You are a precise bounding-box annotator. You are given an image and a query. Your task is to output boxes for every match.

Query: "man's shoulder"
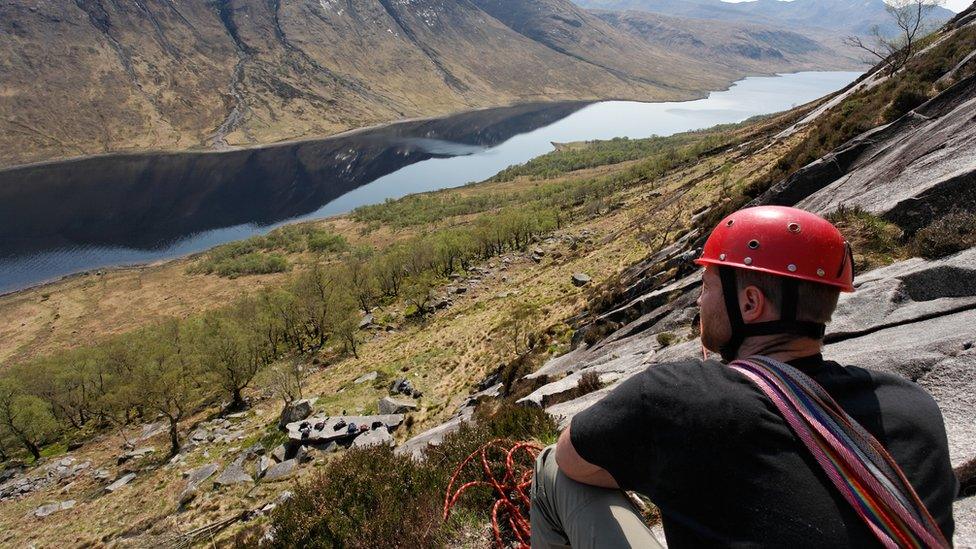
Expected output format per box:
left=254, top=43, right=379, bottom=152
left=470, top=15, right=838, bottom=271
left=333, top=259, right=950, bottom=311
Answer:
left=634, top=357, right=770, bottom=418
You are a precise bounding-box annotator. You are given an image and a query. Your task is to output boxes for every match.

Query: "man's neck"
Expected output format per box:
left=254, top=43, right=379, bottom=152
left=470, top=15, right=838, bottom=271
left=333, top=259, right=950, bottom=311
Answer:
left=734, top=335, right=823, bottom=363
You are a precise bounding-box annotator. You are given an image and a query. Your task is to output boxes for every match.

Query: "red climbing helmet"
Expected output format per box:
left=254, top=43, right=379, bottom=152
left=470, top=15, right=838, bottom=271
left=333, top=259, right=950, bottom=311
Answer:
left=695, top=206, right=855, bottom=292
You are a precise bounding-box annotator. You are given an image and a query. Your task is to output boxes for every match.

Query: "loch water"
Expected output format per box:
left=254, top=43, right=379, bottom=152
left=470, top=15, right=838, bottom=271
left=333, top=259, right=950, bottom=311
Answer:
left=0, top=71, right=861, bottom=294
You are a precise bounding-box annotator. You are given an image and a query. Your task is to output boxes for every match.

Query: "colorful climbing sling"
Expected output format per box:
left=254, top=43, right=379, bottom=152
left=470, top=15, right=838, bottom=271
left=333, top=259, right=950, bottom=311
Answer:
left=729, top=356, right=950, bottom=549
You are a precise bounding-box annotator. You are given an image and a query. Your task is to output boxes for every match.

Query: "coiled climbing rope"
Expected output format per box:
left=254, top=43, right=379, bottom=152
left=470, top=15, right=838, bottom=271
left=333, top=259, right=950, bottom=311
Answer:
left=443, top=439, right=542, bottom=548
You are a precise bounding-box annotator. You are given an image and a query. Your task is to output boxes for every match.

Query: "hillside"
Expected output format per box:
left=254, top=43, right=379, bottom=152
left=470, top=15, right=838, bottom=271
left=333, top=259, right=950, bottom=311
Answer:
left=591, top=9, right=854, bottom=74
left=0, top=4, right=974, bottom=548
left=573, top=0, right=956, bottom=36
left=0, top=0, right=860, bottom=169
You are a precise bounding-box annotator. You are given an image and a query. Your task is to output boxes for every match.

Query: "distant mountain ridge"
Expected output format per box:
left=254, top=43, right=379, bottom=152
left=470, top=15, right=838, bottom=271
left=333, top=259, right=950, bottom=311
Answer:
left=573, top=0, right=956, bottom=35
left=0, top=0, right=862, bottom=168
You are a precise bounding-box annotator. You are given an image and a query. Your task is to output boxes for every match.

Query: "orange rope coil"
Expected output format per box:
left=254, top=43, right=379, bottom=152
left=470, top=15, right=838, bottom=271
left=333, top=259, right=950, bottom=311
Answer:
left=443, top=439, right=542, bottom=548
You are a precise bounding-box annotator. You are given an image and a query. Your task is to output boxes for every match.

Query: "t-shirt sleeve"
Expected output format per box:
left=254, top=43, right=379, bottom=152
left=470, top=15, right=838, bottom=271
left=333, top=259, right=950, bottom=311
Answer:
left=569, top=369, right=649, bottom=489
left=569, top=358, right=742, bottom=493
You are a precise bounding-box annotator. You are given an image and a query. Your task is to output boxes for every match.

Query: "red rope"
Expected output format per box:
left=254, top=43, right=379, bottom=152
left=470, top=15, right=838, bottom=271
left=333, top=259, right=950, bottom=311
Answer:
left=443, top=439, right=542, bottom=548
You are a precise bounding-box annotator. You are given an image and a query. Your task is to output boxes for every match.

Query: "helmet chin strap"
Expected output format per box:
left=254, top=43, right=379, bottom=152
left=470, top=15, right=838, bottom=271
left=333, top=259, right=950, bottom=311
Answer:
left=717, top=266, right=826, bottom=362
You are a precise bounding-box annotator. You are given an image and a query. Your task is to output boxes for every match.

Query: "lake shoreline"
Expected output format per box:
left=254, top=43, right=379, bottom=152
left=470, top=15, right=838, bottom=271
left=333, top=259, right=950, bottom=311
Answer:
left=0, top=71, right=862, bottom=296
left=0, top=68, right=852, bottom=175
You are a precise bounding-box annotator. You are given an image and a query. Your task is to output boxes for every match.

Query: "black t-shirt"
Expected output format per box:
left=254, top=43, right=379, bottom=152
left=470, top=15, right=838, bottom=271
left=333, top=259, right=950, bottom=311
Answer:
left=570, top=355, right=958, bottom=547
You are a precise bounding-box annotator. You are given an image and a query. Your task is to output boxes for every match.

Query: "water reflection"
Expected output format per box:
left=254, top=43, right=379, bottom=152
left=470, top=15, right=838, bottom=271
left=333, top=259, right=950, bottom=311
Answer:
left=0, top=71, right=861, bottom=293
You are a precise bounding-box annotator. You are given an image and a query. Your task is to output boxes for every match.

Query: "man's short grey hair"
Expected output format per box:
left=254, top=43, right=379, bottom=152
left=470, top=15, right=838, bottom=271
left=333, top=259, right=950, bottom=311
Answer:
left=736, top=269, right=841, bottom=325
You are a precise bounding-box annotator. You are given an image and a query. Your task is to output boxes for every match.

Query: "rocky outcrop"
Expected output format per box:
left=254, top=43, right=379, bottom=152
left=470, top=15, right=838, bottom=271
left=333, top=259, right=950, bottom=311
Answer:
left=755, top=31, right=976, bottom=234
left=285, top=414, right=404, bottom=447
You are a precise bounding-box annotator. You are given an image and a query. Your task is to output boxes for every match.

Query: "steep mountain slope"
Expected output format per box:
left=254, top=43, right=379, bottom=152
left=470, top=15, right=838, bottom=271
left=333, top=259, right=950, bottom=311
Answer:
left=1, top=0, right=853, bottom=169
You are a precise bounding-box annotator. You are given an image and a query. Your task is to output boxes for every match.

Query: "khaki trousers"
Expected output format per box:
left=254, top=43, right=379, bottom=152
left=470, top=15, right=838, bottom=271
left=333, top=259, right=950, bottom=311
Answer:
left=530, top=445, right=664, bottom=549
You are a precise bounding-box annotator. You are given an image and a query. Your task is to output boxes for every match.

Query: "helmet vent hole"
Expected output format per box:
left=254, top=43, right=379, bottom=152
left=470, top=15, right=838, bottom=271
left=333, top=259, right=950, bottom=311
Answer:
left=747, top=239, right=760, bottom=249
left=788, top=222, right=801, bottom=233
left=726, top=219, right=735, bottom=227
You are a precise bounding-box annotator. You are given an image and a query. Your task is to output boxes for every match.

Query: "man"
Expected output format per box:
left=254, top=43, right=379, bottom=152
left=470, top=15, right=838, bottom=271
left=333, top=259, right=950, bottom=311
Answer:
left=530, top=206, right=957, bottom=548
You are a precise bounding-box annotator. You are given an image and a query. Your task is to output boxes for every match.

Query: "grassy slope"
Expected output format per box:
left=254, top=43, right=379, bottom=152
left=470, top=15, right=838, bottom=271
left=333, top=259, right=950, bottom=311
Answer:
left=0, top=109, right=810, bottom=546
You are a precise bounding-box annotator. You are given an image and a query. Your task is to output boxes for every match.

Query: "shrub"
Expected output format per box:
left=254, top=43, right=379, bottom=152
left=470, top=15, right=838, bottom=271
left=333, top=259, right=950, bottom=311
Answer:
left=883, top=82, right=930, bottom=122
left=212, top=252, right=289, bottom=278
left=911, top=212, right=976, bottom=259
left=251, top=403, right=558, bottom=548
left=262, top=446, right=445, bottom=548
left=656, top=332, right=676, bottom=347
left=827, top=205, right=906, bottom=271
left=956, top=456, right=976, bottom=497
left=307, top=231, right=348, bottom=254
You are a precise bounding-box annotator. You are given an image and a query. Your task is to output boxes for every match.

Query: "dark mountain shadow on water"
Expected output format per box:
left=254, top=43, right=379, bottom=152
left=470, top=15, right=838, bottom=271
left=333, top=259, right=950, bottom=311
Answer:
left=0, top=101, right=586, bottom=258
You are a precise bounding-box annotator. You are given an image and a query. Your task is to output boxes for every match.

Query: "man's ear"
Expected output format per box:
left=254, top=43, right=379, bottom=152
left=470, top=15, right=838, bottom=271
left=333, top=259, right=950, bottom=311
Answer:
left=740, top=285, right=766, bottom=323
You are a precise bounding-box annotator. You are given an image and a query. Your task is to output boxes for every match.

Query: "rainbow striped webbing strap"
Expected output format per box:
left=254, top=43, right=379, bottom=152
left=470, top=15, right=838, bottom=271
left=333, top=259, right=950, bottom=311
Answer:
left=729, top=356, right=950, bottom=548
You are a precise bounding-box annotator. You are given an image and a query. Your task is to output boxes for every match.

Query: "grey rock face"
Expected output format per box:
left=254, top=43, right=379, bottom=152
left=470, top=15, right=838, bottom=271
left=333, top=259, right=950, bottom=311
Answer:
left=271, top=444, right=287, bottom=463
left=826, top=248, right=976, bottom=340
left=263, top=459, right=298, bottom=481
left=104, top=473, right=136, bottom=493
left=214, top=464, right=252, bottom=487
left=278, top=399, right=315, bottom=430
left=378, top=396, right=418, bottom=415
left=955, top=495, right=976, bottom=548
left=759, top=74, right=976, bottom=232
left=351, top=428, right=395, bottom=450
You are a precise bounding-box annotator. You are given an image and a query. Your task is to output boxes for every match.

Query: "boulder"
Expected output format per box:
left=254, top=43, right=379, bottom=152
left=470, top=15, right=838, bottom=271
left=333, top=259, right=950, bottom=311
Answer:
left=271, top=444, right=287, bottom=463
left=256, top=456, right=273, bottom=478
left=359, top=314, right=375, bottom=329
left=354, top=371, right=378, bottom=384
left=571, top=273, right=591, bottom=287
left=117, top=447, right=155, bottom=465
left=351, top=428, right=394, bottom=450
left=184, top=463, right=219, bottom=486
left=278, top=399, right=315, bottom=430
left=262, top=459, right=298, bottom=482
left=104, top=473, right=136, bottom=493
left=378, top=397, right=418, bottom=415
left=214, top=464, right=252, bottom=487
left=179, top=486, right=199, bottom=506
left=34, top=500, right=74, bottom=518
left=285, top=414, right=404, bottom=445
left=398, top=407, right=475, bottom=461
left=190, top=429, right=210, bottom=443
